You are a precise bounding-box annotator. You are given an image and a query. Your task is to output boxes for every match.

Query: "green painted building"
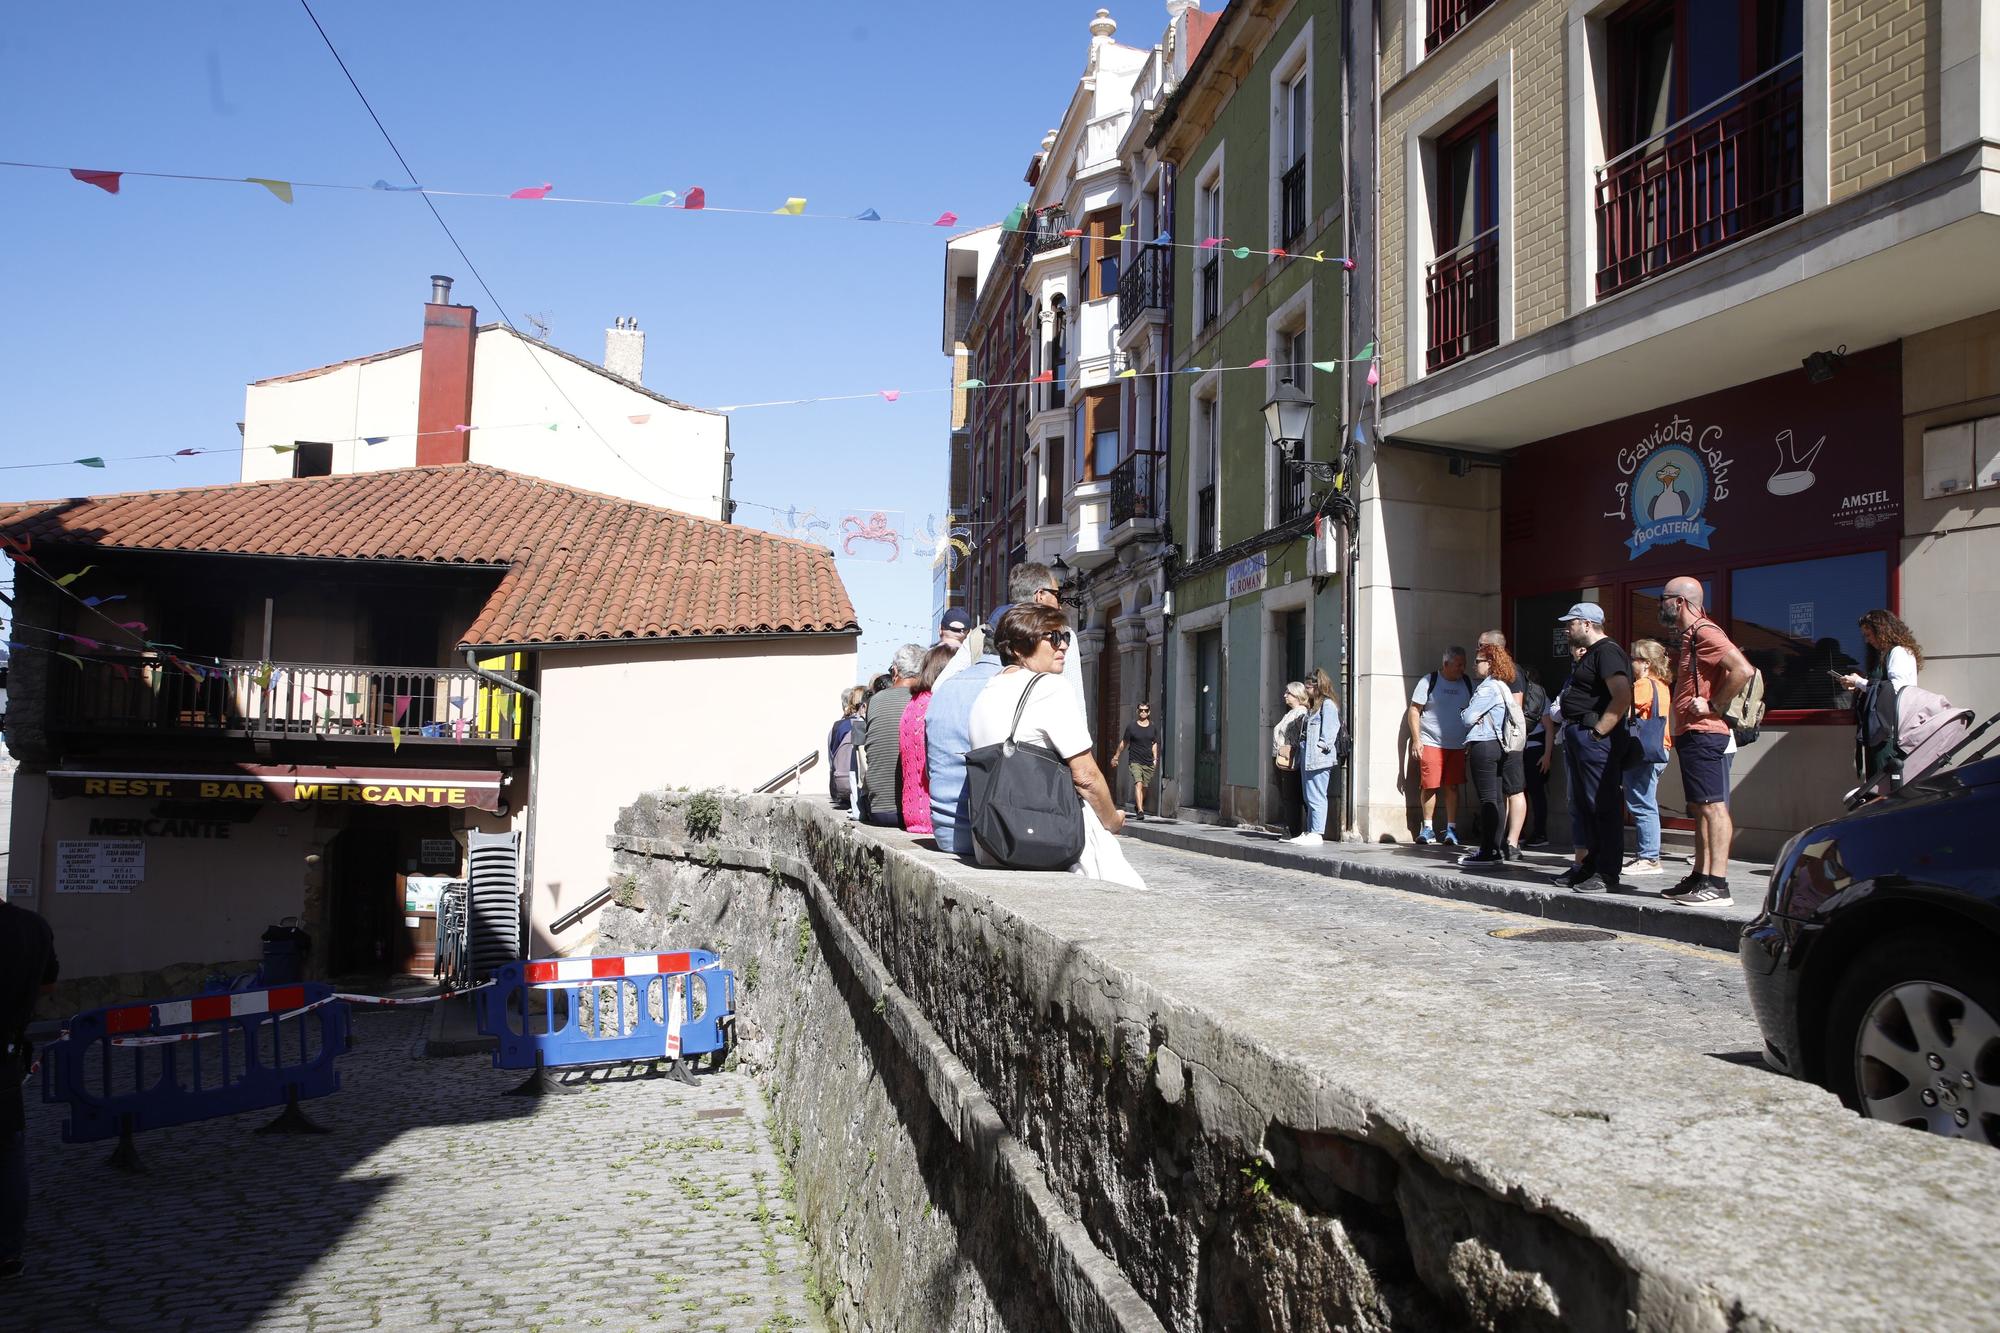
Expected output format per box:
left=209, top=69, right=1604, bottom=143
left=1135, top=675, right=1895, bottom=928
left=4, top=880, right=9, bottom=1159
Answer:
left=1152, top=0, right=1351, bottom=825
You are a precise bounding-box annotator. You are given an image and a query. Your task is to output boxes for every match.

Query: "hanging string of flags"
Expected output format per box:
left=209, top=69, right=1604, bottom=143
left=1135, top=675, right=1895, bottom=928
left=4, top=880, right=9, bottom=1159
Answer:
left=6, top=158, right=1356, bottom=264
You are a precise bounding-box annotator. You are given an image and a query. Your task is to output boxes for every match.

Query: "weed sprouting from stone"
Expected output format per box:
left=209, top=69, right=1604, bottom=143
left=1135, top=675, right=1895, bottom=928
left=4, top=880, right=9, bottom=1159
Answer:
left=685, top=789, right=723, bottom=841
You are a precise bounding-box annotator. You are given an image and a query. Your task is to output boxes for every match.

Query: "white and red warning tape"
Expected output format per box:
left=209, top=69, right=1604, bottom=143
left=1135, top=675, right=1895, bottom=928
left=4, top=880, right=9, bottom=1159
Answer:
left=523, top=952, right=698, bottom=985
left=95, top=983, right=491, bottom=1046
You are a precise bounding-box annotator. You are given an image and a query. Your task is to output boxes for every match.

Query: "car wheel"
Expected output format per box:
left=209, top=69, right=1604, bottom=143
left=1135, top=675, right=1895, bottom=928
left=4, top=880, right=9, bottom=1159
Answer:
left=1824, top=933, right=2000, bottom=1146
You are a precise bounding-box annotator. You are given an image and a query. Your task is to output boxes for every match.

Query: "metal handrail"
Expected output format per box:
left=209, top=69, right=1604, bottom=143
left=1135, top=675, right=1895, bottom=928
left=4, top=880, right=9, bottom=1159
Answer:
left=1428, top=225, right=1500, bottom=271
left=1599, top=54, right=1804, bottom=174
left=755, top=751, right=820, bottom=794
left=551, top=886, right=619, bottom=934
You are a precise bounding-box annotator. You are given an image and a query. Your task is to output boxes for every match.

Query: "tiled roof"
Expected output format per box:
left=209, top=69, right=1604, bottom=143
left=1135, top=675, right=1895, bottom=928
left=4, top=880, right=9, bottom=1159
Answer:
left=252, top=324, right=719, bottom=416
left=0, top=465, right=857, bottom=647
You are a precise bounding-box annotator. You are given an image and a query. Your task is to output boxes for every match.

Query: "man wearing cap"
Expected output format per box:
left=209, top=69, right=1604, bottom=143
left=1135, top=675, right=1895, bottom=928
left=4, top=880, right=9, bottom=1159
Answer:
left=937, top=607, right=973, bottom=652
left=1553, top=603, right=1633, bottom=894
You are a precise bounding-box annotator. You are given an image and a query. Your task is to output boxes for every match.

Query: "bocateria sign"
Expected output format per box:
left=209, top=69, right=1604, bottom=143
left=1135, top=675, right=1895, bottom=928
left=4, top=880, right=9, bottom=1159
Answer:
left=51, top=765, right=504, bottom=812
left=1503, top=344, right=1903, bottom=576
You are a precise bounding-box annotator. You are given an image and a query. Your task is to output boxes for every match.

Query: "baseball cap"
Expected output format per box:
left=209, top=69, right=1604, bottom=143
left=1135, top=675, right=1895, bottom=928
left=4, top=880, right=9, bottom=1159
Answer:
left=1557, top=602, right=1605, bottom=626
left=939, top=607, right=973, bottom=633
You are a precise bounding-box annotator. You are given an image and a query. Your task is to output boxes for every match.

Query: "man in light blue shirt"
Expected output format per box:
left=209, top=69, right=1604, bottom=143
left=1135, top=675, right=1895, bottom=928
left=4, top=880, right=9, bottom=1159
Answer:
left=925, top=639, right=1003, bottom=855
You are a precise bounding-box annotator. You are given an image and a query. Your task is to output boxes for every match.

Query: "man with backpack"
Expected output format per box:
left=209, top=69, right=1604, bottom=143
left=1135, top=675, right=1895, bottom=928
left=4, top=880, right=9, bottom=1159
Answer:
left=1660, top=577, right=1756, bottom=908
left=1401, top=648, right=1472, bottom=845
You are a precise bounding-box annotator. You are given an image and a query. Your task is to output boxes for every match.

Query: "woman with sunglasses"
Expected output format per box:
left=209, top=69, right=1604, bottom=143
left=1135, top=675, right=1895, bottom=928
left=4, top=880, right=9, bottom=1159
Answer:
left=968, top=604, right=1144, bottom=888
left=1111, top=702, right=1159, bottom=821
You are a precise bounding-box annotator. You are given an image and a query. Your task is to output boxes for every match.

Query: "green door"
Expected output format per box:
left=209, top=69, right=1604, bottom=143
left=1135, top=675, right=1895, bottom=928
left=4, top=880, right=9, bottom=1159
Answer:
left=1194, top=629, right=1222, bottom=809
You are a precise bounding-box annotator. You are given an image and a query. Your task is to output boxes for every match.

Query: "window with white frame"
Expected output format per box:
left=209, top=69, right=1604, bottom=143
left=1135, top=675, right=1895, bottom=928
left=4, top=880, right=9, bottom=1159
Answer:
left=1196, top=160, right=1224, bottom=330
left=1266, top=288, right=1312, bottom=526
left=1270, top=21, right=1313, bottom=250
left=1192, top=381, right=1220, bottom=557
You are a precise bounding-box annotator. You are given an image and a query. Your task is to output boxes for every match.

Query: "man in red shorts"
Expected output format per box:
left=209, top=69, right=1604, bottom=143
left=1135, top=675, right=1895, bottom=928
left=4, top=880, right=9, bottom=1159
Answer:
left=1400, top=646, right=1471, bottom=845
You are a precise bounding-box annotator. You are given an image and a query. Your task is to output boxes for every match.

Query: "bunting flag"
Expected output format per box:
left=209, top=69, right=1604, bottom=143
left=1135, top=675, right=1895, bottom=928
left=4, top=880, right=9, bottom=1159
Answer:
left=173, top=447, right=200, bottom=456
left=272, top=444, right=296, bottom=454
left=1155, top=231, right=1171, bottom=244
left=1271, top=248, right=1288, bottom=259
left=775, top=197, right=807, bottom=215
left=627, top=413, right=651, bottom=425
left=1311, top=360, right=1338, bottom=373
left=510, top=182, right=554, bottom=200
left=1232, top=246, right=1251, bottom=259
left=393, top=694, right=411, bottom=723
left=632, top=190, right=677, bottom=206
left=1198, top=237, right=1223, bottom=249
left=1366, top=360, right=1381, bottom=386
left=364, top=436, right=387, bottom=445
left=879, top=390, right=901, bottom=402
left=1248, top=358, right=1270, bottom=368
left=683, top=186, right=706, bottom=210
left=56, top=651, right=83, bottom=670
left=1116, top=368, right=1137, bottom=378
left=252, top=662, right=274, bottom=689
left=1002, top=203, right=1027, bottom=231
left=79, top=594, right=125, bottom=607
left=1061, top=227, right=1083, bottom=238
left=1356, top=340, right=1374, bottom=359
left=70, top=168, right=121, bottom=194
left=957, top=378, right=985, bottom=389
left=245, top=177, right=293, bottom=204
left=389, top=725, right=403, bottom=751
left=372, top=180, right=423, bottom=191
left=933, top=211, right=958, bottom=227
left=76, top=456, right=105, bottom=468
left=1032, top=371, right=1053, bottom=383
left=54, top=566, right=95, bottom=587
left=855, top=208, right=881, bottom=221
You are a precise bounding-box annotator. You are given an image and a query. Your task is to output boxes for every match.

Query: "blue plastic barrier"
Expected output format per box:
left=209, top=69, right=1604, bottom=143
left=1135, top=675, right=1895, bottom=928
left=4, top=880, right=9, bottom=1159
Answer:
left=41, top=982, right=351, bottom=1169
left=475, top=950, right=735, bottom=1092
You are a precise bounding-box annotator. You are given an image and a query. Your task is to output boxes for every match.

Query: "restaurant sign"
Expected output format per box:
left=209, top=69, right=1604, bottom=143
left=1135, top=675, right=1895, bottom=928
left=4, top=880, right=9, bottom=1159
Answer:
left=52, top=765, right=504, bottom=812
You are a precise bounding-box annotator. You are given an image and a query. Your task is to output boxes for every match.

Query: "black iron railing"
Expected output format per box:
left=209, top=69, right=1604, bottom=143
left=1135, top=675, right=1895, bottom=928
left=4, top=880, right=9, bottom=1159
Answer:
left=1195, top=484, right=1218, bottom=557
left=1199, top=256, right=1221, bottom=330
left=1425, top=228, right=1501, bottom=371
left=1109, top=450, right=1165, bottom=528
left=54, top=658, right=518, bottom=743
left=1116, top=244, right=1172, bottom=332
left=1595, top=57, right=1803, bottom=298
left=1277, top=464, right=1311, bottom=524
left=1280, top=159, right=1308, bottom=248
left=1427, top=0, right=1498, bottom=51
left=1028, top=210, right=1073, bottom=253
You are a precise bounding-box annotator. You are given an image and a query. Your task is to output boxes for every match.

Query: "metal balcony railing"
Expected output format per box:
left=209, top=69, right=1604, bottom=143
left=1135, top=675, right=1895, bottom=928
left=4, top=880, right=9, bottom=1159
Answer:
left=1116, top=244, right=1172, bottom=333
left=1280, top=159, right=1308, bottom=248
left=1027, top=210, right=1073, bottom=254
left=1109, top=450, right=1165, bottom=528
left=1277, top=464, right=1312, bottom=525
left=1199, top=256, right=1220, bottom=331
left=1595, top=56, right=1804, bottom=298
left=54, top=657, right=520, bottom=743
left=1195, top=484, right=1218, bottom=557
left=1425, top=227, right=1501, bottom=372
left=1426, top=0, right=1498, bottom=51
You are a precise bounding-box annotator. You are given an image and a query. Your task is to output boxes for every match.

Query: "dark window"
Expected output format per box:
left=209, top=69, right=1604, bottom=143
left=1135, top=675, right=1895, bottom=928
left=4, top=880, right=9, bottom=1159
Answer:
left=1046, top=439, right=1065, bottom=527
left=1729, top=550, right=1885, bottom=713
left=293, top=441, right=334, bottom=478
left=1426, top=103, right=1501, bottom=371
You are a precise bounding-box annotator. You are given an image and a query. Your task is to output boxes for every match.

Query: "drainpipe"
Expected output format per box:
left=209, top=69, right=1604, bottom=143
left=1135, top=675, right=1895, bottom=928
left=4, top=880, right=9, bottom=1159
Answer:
left=465, top=648, right=540, bottom=950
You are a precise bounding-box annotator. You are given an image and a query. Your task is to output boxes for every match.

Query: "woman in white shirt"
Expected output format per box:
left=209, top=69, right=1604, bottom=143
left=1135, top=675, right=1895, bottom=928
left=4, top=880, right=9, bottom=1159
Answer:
left=969, top=604, right=1142, bottom=888
left=1840, top=609, right=1923, bottom=781
left=1272, top=682, right=1308, bottom=837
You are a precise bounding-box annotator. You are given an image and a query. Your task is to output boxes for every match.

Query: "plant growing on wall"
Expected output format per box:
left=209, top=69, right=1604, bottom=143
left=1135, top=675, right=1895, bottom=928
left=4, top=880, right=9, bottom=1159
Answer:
left=685, top=789, right=723, bottom=842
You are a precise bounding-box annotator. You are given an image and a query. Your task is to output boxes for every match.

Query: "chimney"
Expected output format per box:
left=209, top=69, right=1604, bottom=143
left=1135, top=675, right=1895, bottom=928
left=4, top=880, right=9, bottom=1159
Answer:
left=416, top=274, right=476, bottom=465
left=604, top=315, right=645, bottom=384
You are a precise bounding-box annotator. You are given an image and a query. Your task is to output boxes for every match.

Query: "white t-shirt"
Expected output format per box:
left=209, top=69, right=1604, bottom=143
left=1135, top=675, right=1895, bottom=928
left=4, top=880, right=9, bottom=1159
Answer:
left=1411, top=671, right=1473, bottom=749
left=969, top=668, right=1093, bottom=762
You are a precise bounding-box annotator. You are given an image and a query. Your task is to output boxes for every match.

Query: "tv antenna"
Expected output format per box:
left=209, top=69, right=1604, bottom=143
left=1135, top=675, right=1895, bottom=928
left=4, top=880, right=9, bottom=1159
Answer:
left=524, top=310, right=552, bottom=341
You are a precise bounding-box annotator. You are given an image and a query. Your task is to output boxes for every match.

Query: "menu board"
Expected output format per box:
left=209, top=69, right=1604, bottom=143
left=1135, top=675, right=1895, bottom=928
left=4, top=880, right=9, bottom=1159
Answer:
left=57, top=839, right=145, bottom=893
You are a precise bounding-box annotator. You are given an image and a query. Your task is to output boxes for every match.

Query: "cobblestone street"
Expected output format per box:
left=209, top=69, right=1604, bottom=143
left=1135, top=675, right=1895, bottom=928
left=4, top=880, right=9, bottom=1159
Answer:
left=8, top=1011, right=818, bottom=1333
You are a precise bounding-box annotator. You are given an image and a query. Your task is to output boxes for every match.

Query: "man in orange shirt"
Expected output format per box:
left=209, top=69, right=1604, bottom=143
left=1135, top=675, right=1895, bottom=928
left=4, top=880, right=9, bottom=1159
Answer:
left=1660, top=576, right=1754, bottom=908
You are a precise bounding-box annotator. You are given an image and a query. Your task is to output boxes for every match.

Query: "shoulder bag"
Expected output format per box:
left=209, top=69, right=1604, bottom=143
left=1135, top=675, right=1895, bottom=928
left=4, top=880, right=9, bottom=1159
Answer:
left=964, top=673, right=1087, bottom=871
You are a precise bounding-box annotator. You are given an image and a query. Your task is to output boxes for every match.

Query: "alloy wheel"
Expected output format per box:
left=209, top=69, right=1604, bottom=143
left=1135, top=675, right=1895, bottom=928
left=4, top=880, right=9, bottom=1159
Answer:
left=1853, top=980, right=2000, bottom=1145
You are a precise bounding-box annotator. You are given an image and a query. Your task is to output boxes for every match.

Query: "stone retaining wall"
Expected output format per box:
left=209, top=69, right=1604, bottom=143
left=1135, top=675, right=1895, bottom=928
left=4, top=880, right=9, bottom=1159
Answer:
left=603, top=791, right=2000, bottom=1333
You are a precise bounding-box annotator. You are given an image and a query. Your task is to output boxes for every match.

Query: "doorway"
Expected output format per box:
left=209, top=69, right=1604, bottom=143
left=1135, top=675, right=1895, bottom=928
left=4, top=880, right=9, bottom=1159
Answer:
left=1193, top=629, right=1223, bottom=809
left=327, top=821, right=403, bottom=975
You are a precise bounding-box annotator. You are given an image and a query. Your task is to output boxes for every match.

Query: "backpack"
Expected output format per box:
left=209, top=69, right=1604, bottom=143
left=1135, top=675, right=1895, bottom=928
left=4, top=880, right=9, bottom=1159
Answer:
left=1520, top=679, right=1548, bottom=730
left=963, top=674, right=1086, bottom=871
left=829, top=722, right=856, bottom=802
left=1501, top=689, right=1527, bottom=753
left=1694, top=622, right=1767, bottom=747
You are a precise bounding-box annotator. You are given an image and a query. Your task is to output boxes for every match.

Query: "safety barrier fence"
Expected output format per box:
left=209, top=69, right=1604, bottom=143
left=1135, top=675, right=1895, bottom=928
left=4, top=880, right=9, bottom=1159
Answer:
left=34, top=950, right=733, bottom=1167
left=475, top=950, right=737, bottom=1096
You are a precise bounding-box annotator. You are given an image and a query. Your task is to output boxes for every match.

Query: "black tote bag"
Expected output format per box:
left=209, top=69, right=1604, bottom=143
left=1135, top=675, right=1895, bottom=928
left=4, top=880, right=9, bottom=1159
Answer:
left=963, top=673, right=1087, bottom=871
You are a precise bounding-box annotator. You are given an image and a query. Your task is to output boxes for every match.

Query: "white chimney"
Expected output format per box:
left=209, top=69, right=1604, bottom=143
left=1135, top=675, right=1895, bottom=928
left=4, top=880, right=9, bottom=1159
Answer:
left=604, top=315, right=644, bottom=384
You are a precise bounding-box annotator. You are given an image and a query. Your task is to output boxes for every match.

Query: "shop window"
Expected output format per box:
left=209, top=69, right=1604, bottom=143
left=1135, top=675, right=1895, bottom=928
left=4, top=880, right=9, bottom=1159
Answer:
left=1629, top=579, right=1712, bottom=643
left=1729, top=550, right=1886, bottom=713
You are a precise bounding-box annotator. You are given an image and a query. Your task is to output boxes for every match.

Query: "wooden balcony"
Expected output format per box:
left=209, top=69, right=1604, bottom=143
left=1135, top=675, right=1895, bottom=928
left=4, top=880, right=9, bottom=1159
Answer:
left=53, top=658, right=521, bottom=745
left=1595, top=57, right=1804, bottom=299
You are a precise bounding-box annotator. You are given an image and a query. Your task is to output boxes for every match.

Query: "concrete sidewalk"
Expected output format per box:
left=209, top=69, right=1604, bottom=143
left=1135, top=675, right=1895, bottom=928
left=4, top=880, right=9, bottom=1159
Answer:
left=1121, top=817, right=1769, bottom=951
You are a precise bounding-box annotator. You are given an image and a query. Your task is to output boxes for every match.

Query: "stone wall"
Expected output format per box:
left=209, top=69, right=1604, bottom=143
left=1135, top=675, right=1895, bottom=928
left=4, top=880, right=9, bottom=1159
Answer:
left=603, top=791, right=2000, bottom=1333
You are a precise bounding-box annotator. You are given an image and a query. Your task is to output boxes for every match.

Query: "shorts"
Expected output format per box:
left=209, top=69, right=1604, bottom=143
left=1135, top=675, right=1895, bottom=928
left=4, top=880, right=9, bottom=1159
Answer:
left=1500, top=749, right=1526, bottom=796
left=1679, top=730, right=1733, bottom=806
left=1419, top=745, right=1467, bottom=790
left=1130, top=763, right=1156, bottom=785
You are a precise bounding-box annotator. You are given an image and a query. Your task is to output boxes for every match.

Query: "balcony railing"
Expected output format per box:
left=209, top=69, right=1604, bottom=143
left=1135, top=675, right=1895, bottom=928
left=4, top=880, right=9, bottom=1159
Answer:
left=1027, top=210, right=1073, bottom=254
left=54, top=658, right=520, bottom=744
left=1595, top=56, right=1804, bottom=299
left=1109, top=450, right=1165, bottom=528
left=1280, top=159, right=1308, bottom=248
left=1116, top=244, right=1172, bottom=333
left=1277, top=464, right=1312, bottom=525
left=1199, top=256, right=1220, bottom=331
left=1426, top=227, right=1501, bottom=372
left=1195, top=484, right=1218, bottom=557
left=1426, top=0, right=1497, bottom=51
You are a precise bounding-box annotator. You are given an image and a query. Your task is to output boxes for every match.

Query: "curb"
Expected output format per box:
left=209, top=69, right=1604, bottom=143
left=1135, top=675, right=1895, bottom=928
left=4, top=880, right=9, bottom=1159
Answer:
left=1122, top=822, right=1753, bottom=952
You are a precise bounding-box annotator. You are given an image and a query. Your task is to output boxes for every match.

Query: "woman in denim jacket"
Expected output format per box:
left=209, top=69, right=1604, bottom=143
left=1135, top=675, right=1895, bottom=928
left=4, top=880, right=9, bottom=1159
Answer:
left=1288, top=668, right=1343, bottom=847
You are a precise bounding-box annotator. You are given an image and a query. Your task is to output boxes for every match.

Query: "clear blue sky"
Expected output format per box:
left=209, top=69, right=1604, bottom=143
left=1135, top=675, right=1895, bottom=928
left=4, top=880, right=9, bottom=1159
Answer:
left=1, top=0, right=1119, bottom=671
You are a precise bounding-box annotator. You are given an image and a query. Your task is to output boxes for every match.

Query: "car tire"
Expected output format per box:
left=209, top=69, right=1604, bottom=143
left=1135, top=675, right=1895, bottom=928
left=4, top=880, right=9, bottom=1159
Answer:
left=1822, top=931, right=2000, bottom=1146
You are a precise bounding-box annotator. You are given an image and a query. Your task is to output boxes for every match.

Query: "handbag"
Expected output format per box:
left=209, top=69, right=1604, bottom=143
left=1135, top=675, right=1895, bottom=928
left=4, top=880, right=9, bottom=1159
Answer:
left=1276, top=743, right=1295, bottom=771
left=1625, top=679, right=1671, bottom=768
left=963, top=673, right=1087, bottom=871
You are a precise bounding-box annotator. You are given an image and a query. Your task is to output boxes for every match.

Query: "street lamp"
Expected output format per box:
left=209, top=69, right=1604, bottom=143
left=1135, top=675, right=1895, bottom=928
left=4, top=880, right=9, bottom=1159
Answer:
left=1264, top=377, right=1337, bottom=481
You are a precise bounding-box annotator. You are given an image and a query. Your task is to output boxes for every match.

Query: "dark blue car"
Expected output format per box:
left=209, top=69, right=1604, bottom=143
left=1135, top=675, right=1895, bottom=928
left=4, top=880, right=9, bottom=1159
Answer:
left=1740, top=752, right=2000, bottom=1146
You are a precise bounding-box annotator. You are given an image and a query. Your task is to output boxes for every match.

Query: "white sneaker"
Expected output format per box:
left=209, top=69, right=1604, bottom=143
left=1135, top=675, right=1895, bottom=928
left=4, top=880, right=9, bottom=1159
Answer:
left=1625, top=858, right=1663, bottom=876
left=1286, top=832, right=1324, bottom=846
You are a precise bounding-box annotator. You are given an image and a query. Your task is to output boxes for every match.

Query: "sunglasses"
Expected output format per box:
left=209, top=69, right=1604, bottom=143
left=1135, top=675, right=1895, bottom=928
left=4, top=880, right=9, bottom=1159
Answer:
left=1040, top=629, right=1074, bottom=648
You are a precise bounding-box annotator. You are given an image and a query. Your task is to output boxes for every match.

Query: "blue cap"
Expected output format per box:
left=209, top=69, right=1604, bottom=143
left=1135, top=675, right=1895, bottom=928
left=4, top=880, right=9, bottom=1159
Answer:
left=939, top=607, right=973, bottom=633
left=1558, top=602, right=1605, bottom=626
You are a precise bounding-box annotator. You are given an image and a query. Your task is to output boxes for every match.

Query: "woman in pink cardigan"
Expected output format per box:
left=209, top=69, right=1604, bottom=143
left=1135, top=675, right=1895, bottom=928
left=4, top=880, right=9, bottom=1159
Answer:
left=898, top=645, right=957, bottom=835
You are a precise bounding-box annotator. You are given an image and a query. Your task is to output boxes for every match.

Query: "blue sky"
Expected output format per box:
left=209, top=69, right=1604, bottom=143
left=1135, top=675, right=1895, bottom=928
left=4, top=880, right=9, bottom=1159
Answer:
left=1, top=1, right=1121, bottom=671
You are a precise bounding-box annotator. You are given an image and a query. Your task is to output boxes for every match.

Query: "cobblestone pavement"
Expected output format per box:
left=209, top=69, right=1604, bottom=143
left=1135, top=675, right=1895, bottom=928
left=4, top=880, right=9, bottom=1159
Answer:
left=1121, top=838, right=1767, bottom=1062
left=9, top=1011, right=819, bottom=1333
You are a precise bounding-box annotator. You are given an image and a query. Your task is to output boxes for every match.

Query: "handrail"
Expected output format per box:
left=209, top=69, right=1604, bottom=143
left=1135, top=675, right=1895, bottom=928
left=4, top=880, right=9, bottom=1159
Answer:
left=756, top=751, right=820, bottom=794
left=1428, top=226, right=1499, bottom=271
left=1599, top=54, right=1803, bottom=173
left=551, top=885, right=618, bottom=934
